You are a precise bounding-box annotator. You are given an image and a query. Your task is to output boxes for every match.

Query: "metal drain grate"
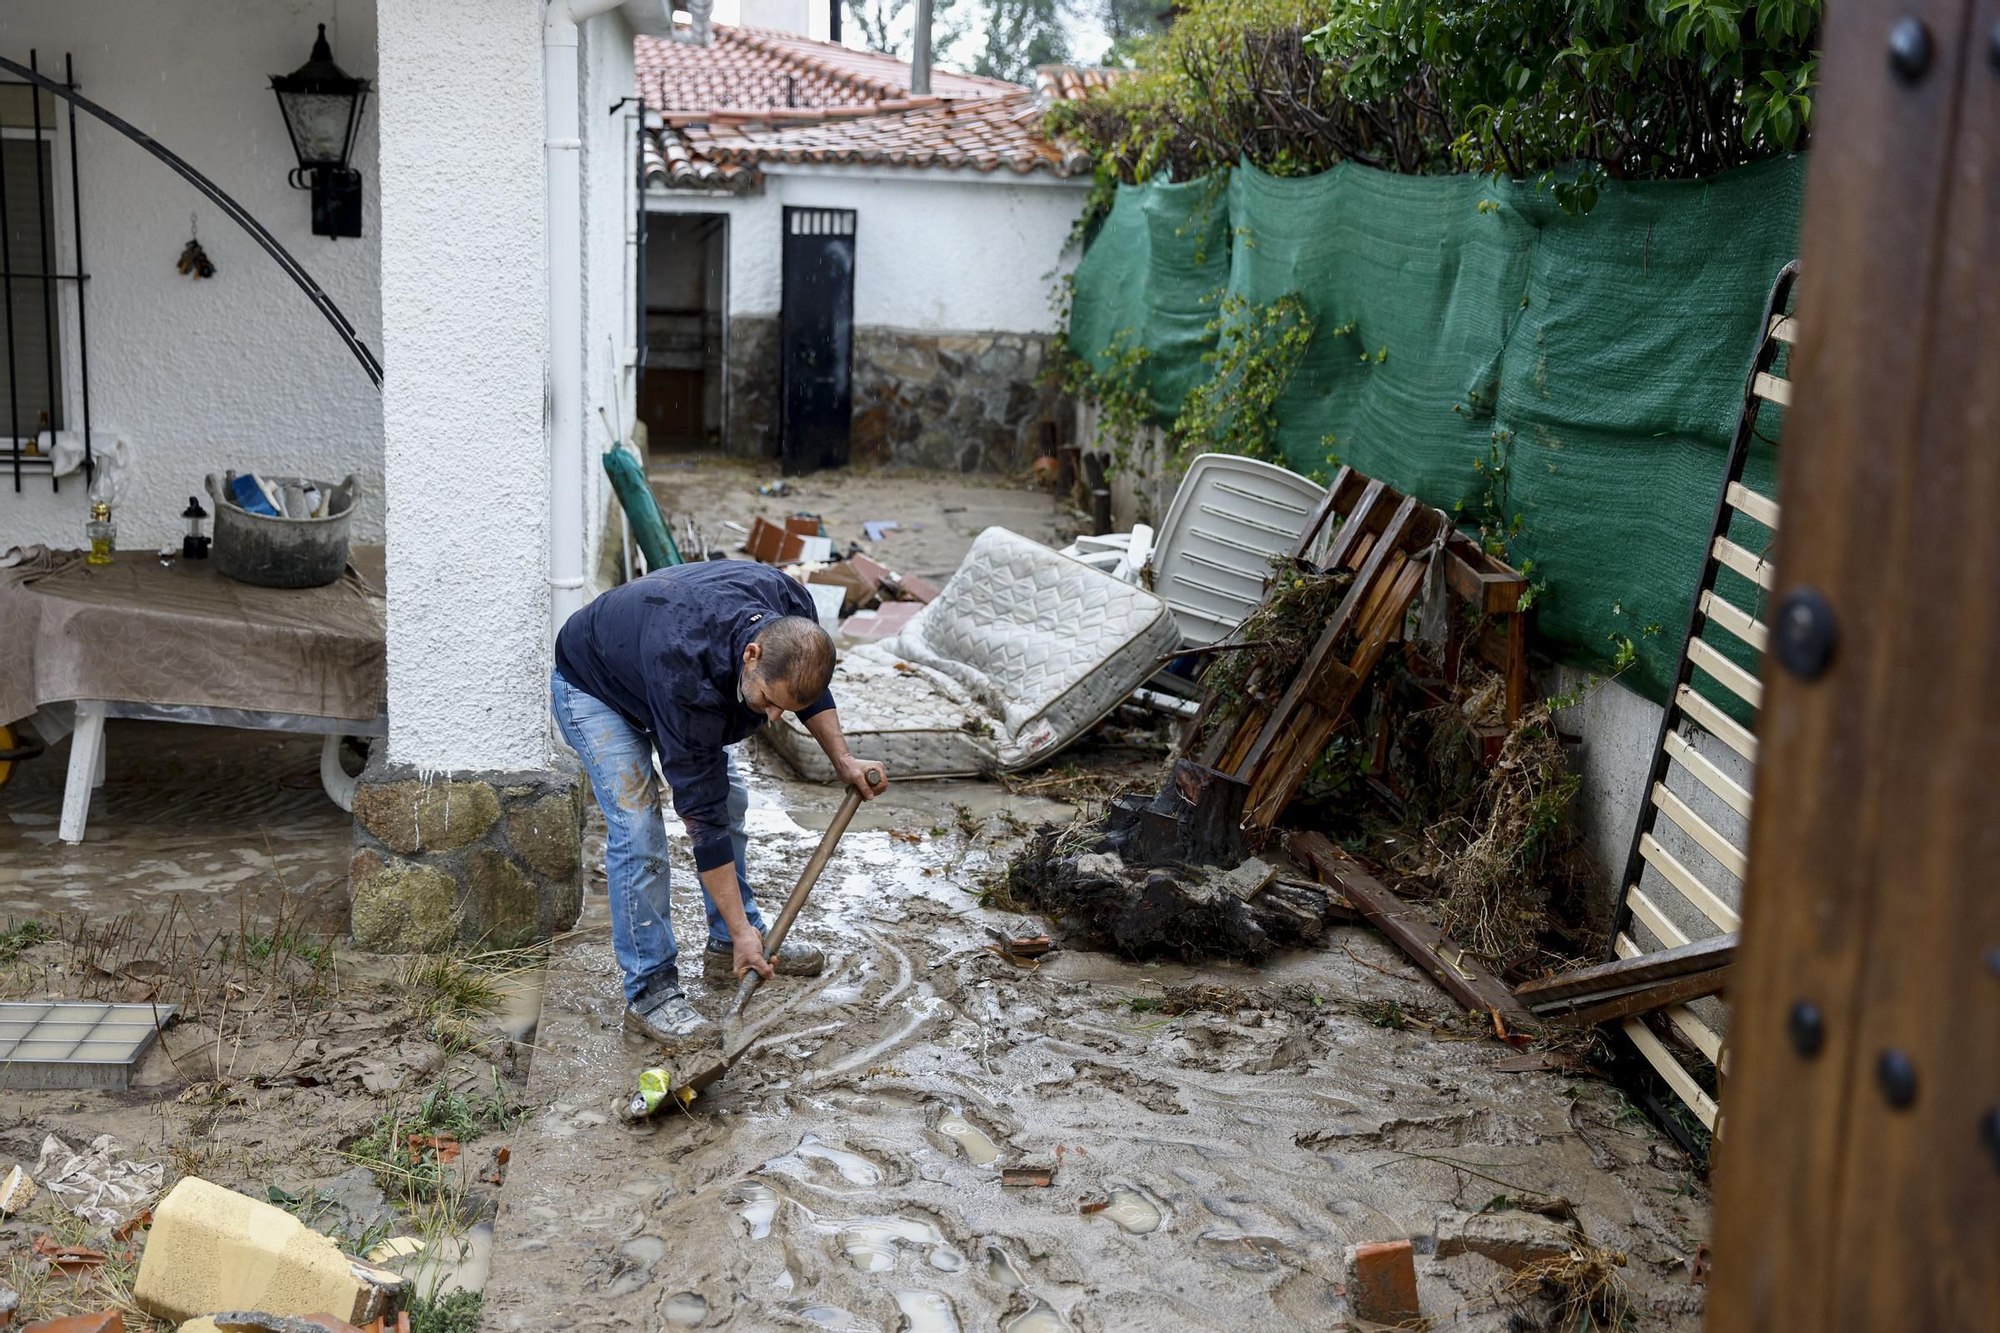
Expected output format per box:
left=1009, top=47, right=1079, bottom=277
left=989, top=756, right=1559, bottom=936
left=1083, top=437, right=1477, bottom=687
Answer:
left=0, top=1002, right=176, bottom=1091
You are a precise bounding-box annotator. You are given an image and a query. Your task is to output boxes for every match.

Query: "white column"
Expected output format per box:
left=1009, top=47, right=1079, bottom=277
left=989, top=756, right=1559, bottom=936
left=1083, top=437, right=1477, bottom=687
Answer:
left=376, top=0, right=552, bottom=773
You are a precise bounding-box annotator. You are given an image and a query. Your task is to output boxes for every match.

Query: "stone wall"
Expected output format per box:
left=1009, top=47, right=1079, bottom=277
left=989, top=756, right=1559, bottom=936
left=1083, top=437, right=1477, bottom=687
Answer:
left=349, top=753, right=585, bottom=953
left=726, top=315, right=781, bottom=460
left=725, top=319, right=1066, bottom=472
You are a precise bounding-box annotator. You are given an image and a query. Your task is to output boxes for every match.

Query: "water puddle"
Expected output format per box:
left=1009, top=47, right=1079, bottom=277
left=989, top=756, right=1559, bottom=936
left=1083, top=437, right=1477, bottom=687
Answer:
left=1090, top=1186, right=1165, bottom=1235
left=663, top=1292, right=708, bottom=1326
left=894, top=1291, right=961, bottom=1333
left=782, top=1302, right=874, bottom=1331
left=832, top=1215, right=948, bottom=1272
left=724, top=1180, right=781, bottom=1239
left=605, top=1234, right=667, bottom=1296
left=492, top=966, right=544, bottom=1040
left=985, top=1246, right=1027, bottom=1289
left=928, top=1246, right=967, bottom=1273
left=399, top=1220, right=493, bottom=1296
left=1197, top=1230, right=1294, bottom=1272
left=1003, top=1304, right=1068, bottom=1332
left=937, top=1110, right=1000, bottom=1166
left=768, top=1133, right=883, bottom=1187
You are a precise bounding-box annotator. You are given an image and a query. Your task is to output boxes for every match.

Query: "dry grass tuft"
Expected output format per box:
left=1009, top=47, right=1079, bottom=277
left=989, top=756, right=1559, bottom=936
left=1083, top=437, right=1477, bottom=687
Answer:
left=1500, top=1237, right=1634, bottom=1330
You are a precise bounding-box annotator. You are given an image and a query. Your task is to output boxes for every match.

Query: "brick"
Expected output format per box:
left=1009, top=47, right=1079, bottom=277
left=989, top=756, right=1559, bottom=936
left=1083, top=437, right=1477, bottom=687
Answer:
left=20, top=1313, right=122, bottom=1333
left=1434, top=1208, right=1581, bottom=1272
left=132, top=1178, right=402, bottom=1326
left=1349, top=1239, right=1420, bottom=1327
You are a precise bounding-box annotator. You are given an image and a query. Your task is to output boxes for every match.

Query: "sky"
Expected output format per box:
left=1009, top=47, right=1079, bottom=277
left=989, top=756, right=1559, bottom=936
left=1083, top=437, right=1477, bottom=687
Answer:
left=705, top=0, right=1114, bottom=79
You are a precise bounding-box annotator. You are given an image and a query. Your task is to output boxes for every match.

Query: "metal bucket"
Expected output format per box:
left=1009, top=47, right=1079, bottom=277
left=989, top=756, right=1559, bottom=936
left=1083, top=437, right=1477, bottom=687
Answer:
left=205, top=472, right=360, bottom=589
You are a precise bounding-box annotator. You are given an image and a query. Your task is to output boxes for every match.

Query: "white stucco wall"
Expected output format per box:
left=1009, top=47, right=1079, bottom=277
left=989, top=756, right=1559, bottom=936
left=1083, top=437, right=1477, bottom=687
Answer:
left=0, top=0, right=383, bottom=551
left=646, top=166, right=1088, bottom=333
left=377, top=0, right=550, bottom=774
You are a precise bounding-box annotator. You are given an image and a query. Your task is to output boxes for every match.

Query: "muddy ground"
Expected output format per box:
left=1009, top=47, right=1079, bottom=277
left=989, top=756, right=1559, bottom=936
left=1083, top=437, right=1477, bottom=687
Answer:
left=1, top=459, right=1712, bottom=1330
left=479, top=747, right=1710, bottom=1333
left=641, top=452, right=1073, bottom=585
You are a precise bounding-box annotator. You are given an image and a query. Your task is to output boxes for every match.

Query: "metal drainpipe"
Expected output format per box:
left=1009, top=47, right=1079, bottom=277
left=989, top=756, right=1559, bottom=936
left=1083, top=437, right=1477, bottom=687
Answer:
left=544, top=0, right=628, bottom=637
left=910, top=0, right=933, bottom=94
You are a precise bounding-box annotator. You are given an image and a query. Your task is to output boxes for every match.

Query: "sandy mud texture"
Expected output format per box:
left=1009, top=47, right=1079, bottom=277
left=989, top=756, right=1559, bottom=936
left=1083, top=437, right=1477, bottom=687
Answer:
left=482, top=749, right=1710, bottom=1332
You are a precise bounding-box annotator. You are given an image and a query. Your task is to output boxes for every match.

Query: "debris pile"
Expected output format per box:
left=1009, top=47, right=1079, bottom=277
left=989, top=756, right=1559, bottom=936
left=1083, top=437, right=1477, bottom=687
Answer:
left=1009, top=467, right=1560, bottom=979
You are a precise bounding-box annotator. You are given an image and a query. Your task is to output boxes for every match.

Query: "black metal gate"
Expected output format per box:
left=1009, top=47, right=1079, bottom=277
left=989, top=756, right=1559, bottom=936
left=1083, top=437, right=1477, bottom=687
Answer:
left=778, top=206, right=854, bottom=473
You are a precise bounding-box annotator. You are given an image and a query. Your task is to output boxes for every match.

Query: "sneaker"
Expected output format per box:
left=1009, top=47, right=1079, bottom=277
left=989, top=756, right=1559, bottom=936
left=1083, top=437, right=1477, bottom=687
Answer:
left=622, top=994, right=716, bottom=1045
left=703, top=939, right=826, bottom=979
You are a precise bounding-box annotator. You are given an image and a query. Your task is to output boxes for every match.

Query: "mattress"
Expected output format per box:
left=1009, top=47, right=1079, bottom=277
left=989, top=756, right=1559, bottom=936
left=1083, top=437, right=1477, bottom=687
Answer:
left=763, top=527, right=1182, bottom=780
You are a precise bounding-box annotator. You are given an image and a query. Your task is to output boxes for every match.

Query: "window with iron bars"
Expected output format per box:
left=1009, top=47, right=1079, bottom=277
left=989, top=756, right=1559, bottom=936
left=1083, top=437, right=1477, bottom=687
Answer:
left=1, top=67, right=88, bottom=494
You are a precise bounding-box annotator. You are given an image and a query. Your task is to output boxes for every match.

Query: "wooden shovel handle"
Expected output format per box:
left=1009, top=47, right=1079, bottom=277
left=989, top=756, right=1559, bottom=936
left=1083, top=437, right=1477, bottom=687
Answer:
left=728, top=765, right=883, bottom=1014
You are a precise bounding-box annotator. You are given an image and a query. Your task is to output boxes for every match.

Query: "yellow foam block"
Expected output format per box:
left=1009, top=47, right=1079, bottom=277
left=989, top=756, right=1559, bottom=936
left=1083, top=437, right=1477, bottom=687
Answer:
left=134, top=1177, right=403, bottom=1325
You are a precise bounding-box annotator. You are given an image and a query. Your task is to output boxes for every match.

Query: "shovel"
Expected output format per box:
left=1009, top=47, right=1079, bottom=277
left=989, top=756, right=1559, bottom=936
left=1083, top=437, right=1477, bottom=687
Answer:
left=658, top=764, right=883, bottom=1107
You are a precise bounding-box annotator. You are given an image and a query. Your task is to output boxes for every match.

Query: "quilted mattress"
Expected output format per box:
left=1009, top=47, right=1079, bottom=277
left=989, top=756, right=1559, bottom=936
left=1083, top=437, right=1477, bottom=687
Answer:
left=763, top=526, right=1181, bottom=780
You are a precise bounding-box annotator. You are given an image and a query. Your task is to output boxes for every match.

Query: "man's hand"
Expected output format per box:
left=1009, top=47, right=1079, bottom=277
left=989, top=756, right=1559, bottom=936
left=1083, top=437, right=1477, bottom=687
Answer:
left=732, top=926, right=775, bottom=980
left=834, top=755, right=889, bottom=800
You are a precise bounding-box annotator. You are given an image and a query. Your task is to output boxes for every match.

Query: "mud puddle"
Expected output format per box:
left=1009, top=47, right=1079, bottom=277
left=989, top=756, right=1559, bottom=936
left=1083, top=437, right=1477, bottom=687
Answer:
left=482, top=744, right=1712, bottom=1332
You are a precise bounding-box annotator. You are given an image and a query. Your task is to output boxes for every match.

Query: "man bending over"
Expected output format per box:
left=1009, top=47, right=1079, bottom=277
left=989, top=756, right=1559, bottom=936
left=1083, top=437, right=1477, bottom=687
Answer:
left=551, top=560, right=886, bottom=1043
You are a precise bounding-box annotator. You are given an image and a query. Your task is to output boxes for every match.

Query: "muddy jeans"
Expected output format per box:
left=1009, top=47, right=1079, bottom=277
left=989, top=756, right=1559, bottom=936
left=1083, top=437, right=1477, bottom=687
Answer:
left=549, top=669, right=767, bottom=1008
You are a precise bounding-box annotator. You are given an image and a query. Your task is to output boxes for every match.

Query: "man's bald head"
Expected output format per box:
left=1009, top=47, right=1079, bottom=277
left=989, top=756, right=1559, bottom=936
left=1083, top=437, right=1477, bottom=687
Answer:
left=749, top=615, right=835, bottom=706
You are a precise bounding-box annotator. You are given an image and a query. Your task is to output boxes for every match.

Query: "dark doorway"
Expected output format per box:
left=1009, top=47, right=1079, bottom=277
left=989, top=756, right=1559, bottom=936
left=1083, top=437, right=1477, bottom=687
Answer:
left=640, top=213, right=726, bottom=451
left=779, top=206, right=855, bottom=474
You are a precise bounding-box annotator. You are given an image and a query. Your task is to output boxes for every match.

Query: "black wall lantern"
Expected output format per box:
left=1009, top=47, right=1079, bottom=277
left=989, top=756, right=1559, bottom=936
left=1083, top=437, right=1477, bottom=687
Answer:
left=270, top=24, right=370, bottom=239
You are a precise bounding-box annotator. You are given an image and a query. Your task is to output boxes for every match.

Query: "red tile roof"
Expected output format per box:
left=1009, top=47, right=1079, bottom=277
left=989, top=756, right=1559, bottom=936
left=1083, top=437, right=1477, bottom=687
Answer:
left=686, top=92, right=1091, bottom=177
left=638, top=32, right=1110, bottom=190
left=636, top=25, right=1018, bottom=115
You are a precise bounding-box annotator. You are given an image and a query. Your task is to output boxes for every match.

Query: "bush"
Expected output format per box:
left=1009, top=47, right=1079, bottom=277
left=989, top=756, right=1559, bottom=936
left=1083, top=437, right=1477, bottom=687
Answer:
left=1049, top=0, right=1821, bottom=215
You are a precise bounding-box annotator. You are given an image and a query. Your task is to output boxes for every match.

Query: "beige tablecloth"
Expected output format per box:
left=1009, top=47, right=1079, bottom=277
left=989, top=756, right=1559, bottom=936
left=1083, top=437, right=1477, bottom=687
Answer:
left=0, top=546, right=386, bottom=727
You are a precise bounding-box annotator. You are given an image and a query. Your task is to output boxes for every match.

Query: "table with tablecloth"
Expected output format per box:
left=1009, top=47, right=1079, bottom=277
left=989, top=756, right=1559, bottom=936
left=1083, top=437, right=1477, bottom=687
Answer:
left=0, top=545, right=387, bottom=841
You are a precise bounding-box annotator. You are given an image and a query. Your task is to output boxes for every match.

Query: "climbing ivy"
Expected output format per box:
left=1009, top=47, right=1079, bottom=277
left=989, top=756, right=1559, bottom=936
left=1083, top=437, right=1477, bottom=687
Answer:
left=1170, top=293, right=1316, bottom=466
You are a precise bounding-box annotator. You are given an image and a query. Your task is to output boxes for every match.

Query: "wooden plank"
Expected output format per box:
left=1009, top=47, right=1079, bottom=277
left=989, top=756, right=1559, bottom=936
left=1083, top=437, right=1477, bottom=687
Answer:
left=1650, top=782, right=1750, bottom=882
left=1699, top=588, right=1770, bottom=654
left=1623, top=1017, right=1718, bottom=1129
left=1288, top=835, right=1535, bottom=1028
left=1768, top=313, right=1799, bottom=345
left=1639, top=831, right=1745, bottom=934
left=1614, top=929, right=1730, bottom=1065
left=1442, top=537, right=1527, bottom=613
left=1663, top=729, right=1754, bottom=819
left=1752, top=370, right=1793, bottom=406
left=1319, top=478, right=1384, bottom=571
left=1687, top=635, right=1764, bottom=709
left=1624, top=882, right=1691, bottom=949
left=1538, top=966, right=1732, bottom=1027
left=1238, top=494, right=1424, bottom=778
left=1708, top=2, right=2000, bottom=1323
left=1515, top=933, right=1737, bottom=1005
left=1726, top=480, right=1781, bottom=530
left=1662, top=1003, right=1725, bottom=1067
left=1712, top=534, right=1777, bottom=590
left=1675, top=684, right=1759, bottom=764
left=1286, top=465, right=1350, bottom=561
left=1246, top=554, right=1424, bottom=828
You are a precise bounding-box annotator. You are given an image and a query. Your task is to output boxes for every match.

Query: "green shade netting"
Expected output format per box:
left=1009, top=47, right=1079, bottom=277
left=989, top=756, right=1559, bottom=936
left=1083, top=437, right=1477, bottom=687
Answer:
left=1068, top=154, right=1806, bottom=703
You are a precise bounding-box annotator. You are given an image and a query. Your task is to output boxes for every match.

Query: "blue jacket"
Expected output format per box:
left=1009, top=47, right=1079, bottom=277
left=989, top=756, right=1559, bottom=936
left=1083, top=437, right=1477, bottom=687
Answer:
left=554, top=561, right=835, bottom=873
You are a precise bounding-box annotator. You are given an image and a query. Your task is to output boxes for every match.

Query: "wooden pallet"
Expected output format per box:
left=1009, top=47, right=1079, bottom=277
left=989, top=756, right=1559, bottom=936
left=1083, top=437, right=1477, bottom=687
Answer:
left=1184, top=467, right=1527, bottom=832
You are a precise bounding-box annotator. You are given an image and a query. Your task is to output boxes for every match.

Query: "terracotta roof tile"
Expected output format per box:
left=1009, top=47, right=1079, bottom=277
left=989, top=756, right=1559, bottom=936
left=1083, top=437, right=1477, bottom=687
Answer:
left=638, top=31, right=1104, bottom=191
left=1033, top=64, right=1125, bottom=104
left=636, top=24, right=1017, bottom=115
